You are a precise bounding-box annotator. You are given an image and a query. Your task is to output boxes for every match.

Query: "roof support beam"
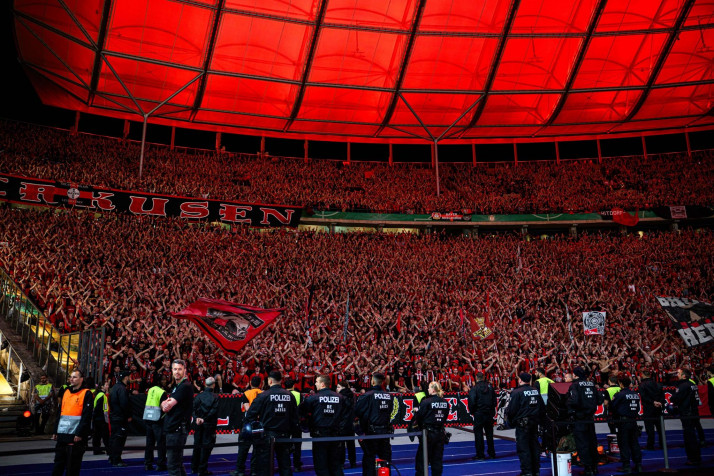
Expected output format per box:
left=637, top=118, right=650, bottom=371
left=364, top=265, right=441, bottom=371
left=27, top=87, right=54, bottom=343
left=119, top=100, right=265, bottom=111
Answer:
left=89, top=0, right=114, bottom=105
left=375, top=0, right=427, bottom=137
left=462, top=0, right=522, bottom=134
left=544, top=0, right=608, bottom=127
left=283, top=0, right=330, bottom=132
left=190, top=0, right=225, bottom=122
left=620, top=0, right=696, bottom=125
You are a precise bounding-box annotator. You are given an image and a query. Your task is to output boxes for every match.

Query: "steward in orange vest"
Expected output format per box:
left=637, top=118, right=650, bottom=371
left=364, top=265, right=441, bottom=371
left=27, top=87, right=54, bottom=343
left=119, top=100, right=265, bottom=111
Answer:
left=52, top=369, right=93, bottom=476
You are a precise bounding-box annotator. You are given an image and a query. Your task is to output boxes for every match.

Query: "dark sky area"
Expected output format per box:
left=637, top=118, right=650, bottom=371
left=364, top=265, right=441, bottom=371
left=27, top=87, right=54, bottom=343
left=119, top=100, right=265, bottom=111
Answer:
left=1, top=4, right=711, bottom=163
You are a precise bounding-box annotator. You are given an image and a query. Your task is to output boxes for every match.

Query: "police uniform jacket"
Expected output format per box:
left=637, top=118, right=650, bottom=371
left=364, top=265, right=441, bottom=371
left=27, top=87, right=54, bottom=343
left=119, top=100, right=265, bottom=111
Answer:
left=109, top=381, right=130, bottom=422
left=468, top=381, right=497, bottom=416
left=638, top=378, right=664, bottom=415
left=193, top=386, right=219, bottom=425
left=246, top=384, right=299, bottom=435
left=566, top=378, right=602, bottom=417
left=672, top=379, right=699, bottom=416
left=54, top=386, right=93, bottom=444
left=507, top=384, right=544, bottom=425
left=611, top=388, right=641, bottom=422
left=414, top=395, right=448, bottom=431
left=299, top=388, right=346, bottom=436
left=355, top=385, right=393, bottom=433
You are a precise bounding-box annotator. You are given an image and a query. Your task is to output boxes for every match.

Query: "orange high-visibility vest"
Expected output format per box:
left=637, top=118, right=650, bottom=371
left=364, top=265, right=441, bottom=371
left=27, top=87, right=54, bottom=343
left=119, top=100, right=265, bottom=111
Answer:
left=57, top=388, right=90, bottom=435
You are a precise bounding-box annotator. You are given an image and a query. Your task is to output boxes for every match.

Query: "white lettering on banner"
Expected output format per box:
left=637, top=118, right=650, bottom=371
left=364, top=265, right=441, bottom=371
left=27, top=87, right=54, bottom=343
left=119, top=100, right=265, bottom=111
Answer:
left=678, top=328, right=702, bottom=347
left=270, top=395, right=292, bottom=402
left=692, top=324, right=714, bottom=344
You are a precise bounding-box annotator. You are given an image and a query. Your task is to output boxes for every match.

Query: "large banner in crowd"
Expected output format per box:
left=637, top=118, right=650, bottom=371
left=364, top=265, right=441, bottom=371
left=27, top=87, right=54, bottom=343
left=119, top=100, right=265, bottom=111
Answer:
left=583, top=311, right=606, bottom=335
left=0, top=173, right=302, bottom=227
left=656, top=296, right=714, bottom=347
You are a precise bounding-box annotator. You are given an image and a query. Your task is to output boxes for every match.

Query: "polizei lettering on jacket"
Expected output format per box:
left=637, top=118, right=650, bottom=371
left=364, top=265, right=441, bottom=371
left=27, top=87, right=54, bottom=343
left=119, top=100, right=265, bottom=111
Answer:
left=374, top=393, right=391, bottom=399
left=270, top=394, right=292, bottom=402
left=523, top=389, right=539, bottom=397
left=319, top=396, right=341, bottom=404
left=432, top=402, right=448, bottom=409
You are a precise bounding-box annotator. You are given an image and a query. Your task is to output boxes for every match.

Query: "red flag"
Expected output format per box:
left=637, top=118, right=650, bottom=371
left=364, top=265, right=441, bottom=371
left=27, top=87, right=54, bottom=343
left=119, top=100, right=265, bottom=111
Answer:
left=467, top=310, right=495, bottom=341
left=396, top=310, right=402, bottom=333
left=611, top=208, right=639, bottom=227
left=172, top=298, right=283, bottom=353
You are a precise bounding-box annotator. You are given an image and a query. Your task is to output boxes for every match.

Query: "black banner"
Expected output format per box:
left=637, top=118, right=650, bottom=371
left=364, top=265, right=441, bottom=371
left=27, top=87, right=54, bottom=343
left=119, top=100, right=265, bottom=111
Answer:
left=656, top=296, right=714, bottom=347
left=652, top=205, right=713, bottom=220
left=0, top=173, right=302, bottom=227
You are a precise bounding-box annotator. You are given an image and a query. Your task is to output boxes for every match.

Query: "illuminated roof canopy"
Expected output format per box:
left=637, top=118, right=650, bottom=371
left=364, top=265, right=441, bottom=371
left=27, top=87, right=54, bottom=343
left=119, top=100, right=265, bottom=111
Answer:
left=12, top=0, right=714, bottom=143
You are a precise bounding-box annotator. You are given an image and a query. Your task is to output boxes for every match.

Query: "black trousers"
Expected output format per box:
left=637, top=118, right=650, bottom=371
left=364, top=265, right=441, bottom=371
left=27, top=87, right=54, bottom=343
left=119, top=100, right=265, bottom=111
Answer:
left=473, top=413, right=495, bottom=458
left=92, top=419, right=109, bottom=454
left=361, top=433, right=391, bottom=476
left=415, top=430, right=444, bottom=476
left=291, top=428, right=302, bottom=468
left=166, top=426, right=188, bottom=476
left=616, top=422, right=642, bottom=466
left=681, top=417, right=701, bottom=464
left=235, top=433, right=253, bottom=474
left=108, top=419, right=128, bottom=464
left=339, top=431, right=356, bottom=466
left=34, top=404, right=51, bottom=434
left=515, top=422, right=540, bottom=476
left=145, top=419, right=167, bottom=466
left=313, top=436, right=343, bottom=476
left=52, top=441, right=85, bottom=476
left=642, top=411, right=662, bottom=449
left=251, top=434, right=292, bottom=476
left=572, top=418, right=598, bottom=471
left=191, top=423, right=217, bottom=475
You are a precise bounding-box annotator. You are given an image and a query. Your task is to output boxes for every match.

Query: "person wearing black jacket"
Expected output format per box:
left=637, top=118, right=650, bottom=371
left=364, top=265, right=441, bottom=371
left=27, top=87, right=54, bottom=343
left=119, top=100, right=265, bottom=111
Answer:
left=108, top=371, right=131, bottom=467
left=611, top=376, right=642, bottom=474
left=51, top=369, right=93, bottom=476
left=414, top=381, right=449, bottom=476
left=506, top=373, right=545, bottom=476
left=468, top=372, right=497, bottom=460
left=638, top=370, right=664, bottom=450
left=354, top=372, right=394, bottom=476
left=336, top=381, right=356, bottom=469
left=162, top=359, right=194, bottom=476
left=245, top=370, right=299, bottom=476
left=566, top=367, right=603, bottom=476
left=191, top=377, right=220, bottom=476
left=671, top=368, right=701, bottom=466
left=300, top=375, right=347, bottom=476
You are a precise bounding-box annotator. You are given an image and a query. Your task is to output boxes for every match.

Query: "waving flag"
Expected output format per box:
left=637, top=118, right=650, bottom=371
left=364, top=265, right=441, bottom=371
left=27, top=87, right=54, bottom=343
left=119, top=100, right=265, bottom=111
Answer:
left=172, top=298, right=283, bottom=353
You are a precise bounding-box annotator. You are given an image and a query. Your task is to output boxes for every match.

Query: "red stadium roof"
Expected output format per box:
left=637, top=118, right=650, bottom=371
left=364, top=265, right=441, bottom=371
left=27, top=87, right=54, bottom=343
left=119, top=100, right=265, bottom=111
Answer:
left=11, top=0, right=714, bottom=143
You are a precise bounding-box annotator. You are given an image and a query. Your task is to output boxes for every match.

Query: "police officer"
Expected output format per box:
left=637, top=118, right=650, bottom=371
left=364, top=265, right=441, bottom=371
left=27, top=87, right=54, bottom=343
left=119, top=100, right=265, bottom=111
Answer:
left=245, top=370, right=299, bottom=476
left=162, top=359, right=194, bottom=476
left=336, top=381, right=356, bottom=469
left=671, top=368, right=701, bottom=466
left=300, top=374, right=347, bottom=476
left=285, top=378, right=303, bottom=472
left=51, top=368, right=93, bottom=476
left=566, top=366, right=603, bottom=476
left=144, top=376, right=168, bottom=471
left=638, top=370, right=664, bottom=450
left=108, top=371, right=132, bottom=467
left=611, top=376, right=642, bottom=474
left=507, top=372, right=545, bottom=476
left=192, top=376, right=219, bottom=476
left=354, top=372, right=393, bottom=476
left=92, top=381, right=110, bottom=455
left=414, top=381, right=448, bottom=476
left=468, top=372, right=497, bottom=460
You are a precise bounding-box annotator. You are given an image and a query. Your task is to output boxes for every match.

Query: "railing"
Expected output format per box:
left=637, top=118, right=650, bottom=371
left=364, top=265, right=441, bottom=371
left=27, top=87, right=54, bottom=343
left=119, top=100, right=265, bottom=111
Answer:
left=0, top=267, right=80, bottom=385
left=0, top=331, right=34, bottom=402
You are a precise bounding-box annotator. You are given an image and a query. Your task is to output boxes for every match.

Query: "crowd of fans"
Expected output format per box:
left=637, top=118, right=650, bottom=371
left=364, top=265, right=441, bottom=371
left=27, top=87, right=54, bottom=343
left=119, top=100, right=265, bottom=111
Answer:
left=1, top=205, right=712, bottom=395
left=1, top=120, right=714, bottom=215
